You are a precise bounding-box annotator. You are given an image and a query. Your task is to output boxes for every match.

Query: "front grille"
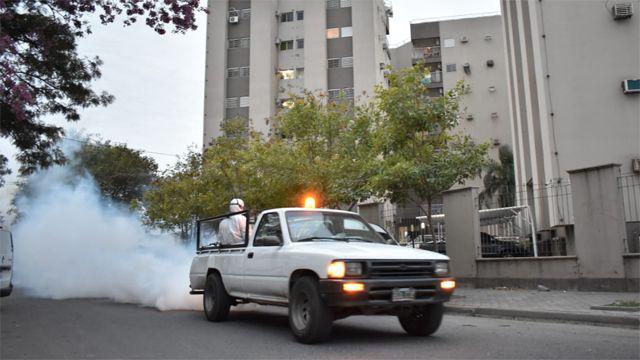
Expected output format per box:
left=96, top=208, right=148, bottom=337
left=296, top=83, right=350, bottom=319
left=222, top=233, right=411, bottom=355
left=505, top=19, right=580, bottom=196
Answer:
left=368, top=261, right=435, bottom=278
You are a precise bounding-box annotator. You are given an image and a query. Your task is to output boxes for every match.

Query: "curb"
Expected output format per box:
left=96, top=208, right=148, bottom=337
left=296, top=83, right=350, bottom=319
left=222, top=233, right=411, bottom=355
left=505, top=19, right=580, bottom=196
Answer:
left=445, top=305, right=640, bottom=328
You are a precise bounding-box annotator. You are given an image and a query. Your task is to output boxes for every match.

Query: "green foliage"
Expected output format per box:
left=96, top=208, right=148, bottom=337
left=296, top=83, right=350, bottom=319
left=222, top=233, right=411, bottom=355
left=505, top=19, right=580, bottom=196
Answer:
left=479, top=145, right=516, bottom=208
left=370, top=64, right=489, bottom=237
left=72, top=139, right=158, bottom=204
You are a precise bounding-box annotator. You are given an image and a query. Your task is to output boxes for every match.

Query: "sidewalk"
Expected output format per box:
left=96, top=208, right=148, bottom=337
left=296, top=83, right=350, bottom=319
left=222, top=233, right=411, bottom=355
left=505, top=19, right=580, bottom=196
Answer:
left=446, top=288, right=640, bottom=328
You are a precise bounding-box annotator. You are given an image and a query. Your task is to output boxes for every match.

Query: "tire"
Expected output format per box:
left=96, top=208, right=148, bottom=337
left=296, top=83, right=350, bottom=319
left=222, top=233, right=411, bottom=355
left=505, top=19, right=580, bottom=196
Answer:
left=0, top=283, right=12, bottom=297
left=203, top=273, right=231, bottom=322
left=288, top=277, right=333, bottom=344
left=398, top=303, right=444, bottom=336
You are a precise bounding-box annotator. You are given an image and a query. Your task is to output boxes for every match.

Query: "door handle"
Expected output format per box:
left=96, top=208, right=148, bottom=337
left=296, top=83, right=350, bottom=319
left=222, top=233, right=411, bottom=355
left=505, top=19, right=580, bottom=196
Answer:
left=247, top=252, right=254, bottom=259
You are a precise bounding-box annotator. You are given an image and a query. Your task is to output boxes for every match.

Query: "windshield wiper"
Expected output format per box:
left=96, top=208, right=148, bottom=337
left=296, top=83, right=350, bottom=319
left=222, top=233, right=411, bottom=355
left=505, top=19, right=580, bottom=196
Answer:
left=343, top=237, right=376, bottom=243
left=296, top=236, right=349, bottom=242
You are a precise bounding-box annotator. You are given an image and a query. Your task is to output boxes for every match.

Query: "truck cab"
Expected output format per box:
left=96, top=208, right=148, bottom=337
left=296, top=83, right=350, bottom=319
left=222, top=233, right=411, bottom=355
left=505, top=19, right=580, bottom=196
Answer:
left=189, top=207, right=455, bottom=343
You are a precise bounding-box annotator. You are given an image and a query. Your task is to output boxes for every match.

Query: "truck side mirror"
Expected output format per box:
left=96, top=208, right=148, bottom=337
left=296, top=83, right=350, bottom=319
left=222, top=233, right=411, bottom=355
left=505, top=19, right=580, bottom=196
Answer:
left=255, top=235, right=282, bottom=247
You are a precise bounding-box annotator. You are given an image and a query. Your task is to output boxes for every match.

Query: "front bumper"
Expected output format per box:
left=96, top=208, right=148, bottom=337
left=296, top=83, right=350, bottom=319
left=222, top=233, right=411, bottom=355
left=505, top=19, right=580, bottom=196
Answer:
left=318, top=277, right=455, bottom=308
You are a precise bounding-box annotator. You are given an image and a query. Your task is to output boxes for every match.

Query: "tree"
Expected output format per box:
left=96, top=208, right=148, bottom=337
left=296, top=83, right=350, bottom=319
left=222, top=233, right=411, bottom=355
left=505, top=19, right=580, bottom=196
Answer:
left=72, top=139, right=158, bottom=204
left=370, top=65, right=489, bottom=245
left=272, top=92, right=378, bottom=209
left=0, top=0, right=205, bottom=180
left=479, top=145, right=516, bottom=209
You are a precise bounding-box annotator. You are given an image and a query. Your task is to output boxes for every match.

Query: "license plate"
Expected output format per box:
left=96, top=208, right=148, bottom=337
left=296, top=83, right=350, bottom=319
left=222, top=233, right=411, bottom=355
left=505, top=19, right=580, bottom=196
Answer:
left=391, top=287, right=416, bottom=302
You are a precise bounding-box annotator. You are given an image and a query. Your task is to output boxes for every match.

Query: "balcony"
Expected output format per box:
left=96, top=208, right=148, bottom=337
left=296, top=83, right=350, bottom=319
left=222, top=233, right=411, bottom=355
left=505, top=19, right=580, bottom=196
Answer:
left=412, top=46, right=441, bottom=63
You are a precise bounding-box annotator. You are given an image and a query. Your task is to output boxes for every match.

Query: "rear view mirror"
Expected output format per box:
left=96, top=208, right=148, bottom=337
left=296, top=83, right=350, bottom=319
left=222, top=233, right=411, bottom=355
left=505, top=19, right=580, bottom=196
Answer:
left=256, top=235, right=282, bottom=247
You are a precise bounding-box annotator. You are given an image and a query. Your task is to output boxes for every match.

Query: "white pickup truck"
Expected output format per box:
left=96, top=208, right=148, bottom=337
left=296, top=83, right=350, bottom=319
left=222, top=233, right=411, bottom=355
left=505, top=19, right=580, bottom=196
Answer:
left=189, top=207, right=455, bottom=344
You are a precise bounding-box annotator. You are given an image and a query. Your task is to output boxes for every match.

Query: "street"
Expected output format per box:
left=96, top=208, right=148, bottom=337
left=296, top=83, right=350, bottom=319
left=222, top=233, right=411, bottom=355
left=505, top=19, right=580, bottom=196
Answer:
left=2, top=291, right=638, bottom=359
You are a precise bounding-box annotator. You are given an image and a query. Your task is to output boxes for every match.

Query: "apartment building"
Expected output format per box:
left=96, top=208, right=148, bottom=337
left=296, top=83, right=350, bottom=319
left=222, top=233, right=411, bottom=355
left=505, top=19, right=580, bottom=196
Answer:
left=203, top=0, right=393, bottom=144
left=390, top=14, right=512, bottom=183
left=501, top=0, right=640, bottom=229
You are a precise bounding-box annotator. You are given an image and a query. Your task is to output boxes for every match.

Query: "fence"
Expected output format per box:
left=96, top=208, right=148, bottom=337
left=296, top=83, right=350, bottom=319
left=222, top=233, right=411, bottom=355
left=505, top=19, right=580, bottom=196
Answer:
left=619, top=173, right=640, bottom=253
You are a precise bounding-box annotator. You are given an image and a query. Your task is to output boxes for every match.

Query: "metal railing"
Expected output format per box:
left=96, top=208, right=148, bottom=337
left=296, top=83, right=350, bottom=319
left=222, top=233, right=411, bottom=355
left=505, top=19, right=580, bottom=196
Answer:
left=619, top=173, right=640, bottom=253
left=412, top=46, right=441, bottom=61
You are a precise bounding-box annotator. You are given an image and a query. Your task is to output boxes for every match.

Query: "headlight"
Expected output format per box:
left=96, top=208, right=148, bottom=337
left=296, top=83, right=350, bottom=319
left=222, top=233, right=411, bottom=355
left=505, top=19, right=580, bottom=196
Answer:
left=327, top=261, right=346, bottom=278
left=435, top=261, right=449, bottom=276
left=328, top=261, right=363, bottom=278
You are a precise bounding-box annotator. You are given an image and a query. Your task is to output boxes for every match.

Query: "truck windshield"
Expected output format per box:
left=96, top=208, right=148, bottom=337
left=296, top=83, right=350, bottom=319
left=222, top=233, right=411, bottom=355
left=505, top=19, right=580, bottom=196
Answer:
left=285, top=210, right=385, bottom=243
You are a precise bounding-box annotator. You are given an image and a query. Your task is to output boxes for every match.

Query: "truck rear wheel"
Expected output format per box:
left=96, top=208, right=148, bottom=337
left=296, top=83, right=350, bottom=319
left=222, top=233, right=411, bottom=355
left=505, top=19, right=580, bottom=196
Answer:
left=289, top=277, right=333, bottom=344
left=203, top=273, right=231, bottom=322
left=398, top=303, right=444, bottom=336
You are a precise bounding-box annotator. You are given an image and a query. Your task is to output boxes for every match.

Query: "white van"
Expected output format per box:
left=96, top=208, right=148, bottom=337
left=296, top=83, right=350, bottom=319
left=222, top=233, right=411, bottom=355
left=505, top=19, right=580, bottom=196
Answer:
left=0, top=229, right=14, bottom=297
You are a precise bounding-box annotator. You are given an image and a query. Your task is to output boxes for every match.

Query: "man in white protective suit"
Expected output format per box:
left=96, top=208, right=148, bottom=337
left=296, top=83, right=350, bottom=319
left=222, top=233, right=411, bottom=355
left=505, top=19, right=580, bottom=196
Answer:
left=218, top=198, right=248, bottom=245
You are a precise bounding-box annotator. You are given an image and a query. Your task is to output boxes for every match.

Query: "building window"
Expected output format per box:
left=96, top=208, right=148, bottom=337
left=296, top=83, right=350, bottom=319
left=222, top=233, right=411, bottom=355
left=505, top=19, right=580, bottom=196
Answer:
left=296, top=38, right=304, bottom=49
left=225, top=97, right=239, bottom=108
left=326, top=28, right=340, bottom=39
left=278, top=69, right=296, bottom=80
left=228, top=39, right=240, bottom=49
left=446, top=63, right=457, bottom=72
left=328, top=88, right=354, bottom=100
left=279, top=40, right=294, bottom=51
left=296, top=10, right=304, bottom=20
left=227, top=67, right=249, bottom=78
left=343, top=87, right=354, bottom=98
left=228, top=38, right=250, bottom=49
left=326, top=0, right=340, bottom=9
left=341, top=57, right=353, bottom=67
left=328, top=58, right=341, bottom=69
left=278, top=68, right=304, bottom=80
left=341, top=27, right=353, bottom=37
left=227, top=67, right=238, bottom=78
left=239, top=96, right=250, bottom=108
left=239, top=8, right=251, bottom=19
left=327, top=0, right=350, bottom=8
left=340, top=0, right=352, bottom=7
left=280, top=11, right=294, bottom=22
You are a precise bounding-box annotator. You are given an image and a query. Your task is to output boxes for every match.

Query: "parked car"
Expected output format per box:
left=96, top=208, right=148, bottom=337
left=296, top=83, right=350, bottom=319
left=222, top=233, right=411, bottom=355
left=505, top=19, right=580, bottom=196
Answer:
left=368, top=223, right=399, bottom=245
left=480, top=232, right=531, bottom=258
left=0, top=229, right=14, bottom=297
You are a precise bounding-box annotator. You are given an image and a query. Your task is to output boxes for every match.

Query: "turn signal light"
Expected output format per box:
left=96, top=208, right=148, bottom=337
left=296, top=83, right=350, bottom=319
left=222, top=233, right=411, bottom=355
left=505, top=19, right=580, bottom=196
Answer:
left=343, top=282, right=365, bottom=293
left=327, top=261, right=346, bottom=278
left=440, top=280, right=456, bottom=290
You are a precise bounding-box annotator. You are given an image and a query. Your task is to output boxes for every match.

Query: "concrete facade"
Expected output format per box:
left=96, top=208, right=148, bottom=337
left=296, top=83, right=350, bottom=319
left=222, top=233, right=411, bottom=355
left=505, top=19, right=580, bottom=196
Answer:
left=203, top=0, right=392, bottom=144
left=390, top=14, right=513, bottom=186
left=500, top=0, right=640, bottom=229
left=442, top=187, right=481, bottom=278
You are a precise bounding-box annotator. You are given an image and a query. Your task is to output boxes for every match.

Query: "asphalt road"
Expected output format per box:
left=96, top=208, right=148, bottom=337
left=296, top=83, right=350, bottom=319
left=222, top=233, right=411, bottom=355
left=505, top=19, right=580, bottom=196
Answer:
left=1, top=291, right=639, bottom=359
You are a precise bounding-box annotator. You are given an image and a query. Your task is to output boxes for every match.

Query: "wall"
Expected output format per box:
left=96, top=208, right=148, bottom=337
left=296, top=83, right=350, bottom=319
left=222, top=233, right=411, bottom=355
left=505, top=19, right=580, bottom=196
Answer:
left=203, top=0, right=228, bottom=144
left=440, top=15, right=513, bottom=177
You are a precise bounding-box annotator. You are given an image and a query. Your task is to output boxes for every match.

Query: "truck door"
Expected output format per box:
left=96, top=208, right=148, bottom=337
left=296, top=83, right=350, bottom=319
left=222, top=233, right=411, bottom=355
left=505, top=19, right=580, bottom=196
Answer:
left=243, top=212, right=288, bottom=301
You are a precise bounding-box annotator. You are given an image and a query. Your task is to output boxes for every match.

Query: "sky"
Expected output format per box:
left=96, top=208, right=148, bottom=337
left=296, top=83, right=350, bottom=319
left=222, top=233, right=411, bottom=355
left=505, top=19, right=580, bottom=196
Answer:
left=0, top=0, right=500, bottom=216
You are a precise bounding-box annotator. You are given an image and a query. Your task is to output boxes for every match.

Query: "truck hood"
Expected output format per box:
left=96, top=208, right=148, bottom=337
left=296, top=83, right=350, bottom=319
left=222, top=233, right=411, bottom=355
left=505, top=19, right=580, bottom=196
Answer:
left=287, top=241, right=449, bottom=261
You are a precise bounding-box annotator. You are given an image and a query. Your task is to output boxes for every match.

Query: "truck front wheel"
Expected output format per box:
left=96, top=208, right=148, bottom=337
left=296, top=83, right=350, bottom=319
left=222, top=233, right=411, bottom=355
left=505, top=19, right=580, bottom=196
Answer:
left=289, top=277, right=333, bottom=344
left=203, top=273, right=231, bottom=322
left=398, top=303, right=444, bottom=336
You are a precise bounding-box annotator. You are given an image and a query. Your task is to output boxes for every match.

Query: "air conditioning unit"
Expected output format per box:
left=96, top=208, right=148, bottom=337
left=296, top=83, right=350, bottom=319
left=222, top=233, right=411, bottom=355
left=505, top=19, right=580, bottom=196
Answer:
left=486, top=59, right=495, bottom=67
left=632, top=158, right=640, bottom=173
left=493, top=138, right=501, bottom=146
left=229, top=15, right=239, bottom=23
left=612, top=3, right=633, bottom=19
left=488, top=86, right=496, bottom=92
left=460, top=36, right=469, bottom=43
left=484, top=35, right=493, bottom=41
left=622, top=79, right=640, bottom=94
left=491, top=112, right=499, bottom=119
left=382, top=69, right=391, bottom=77
left=466, top=114, right=474, bottom=121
